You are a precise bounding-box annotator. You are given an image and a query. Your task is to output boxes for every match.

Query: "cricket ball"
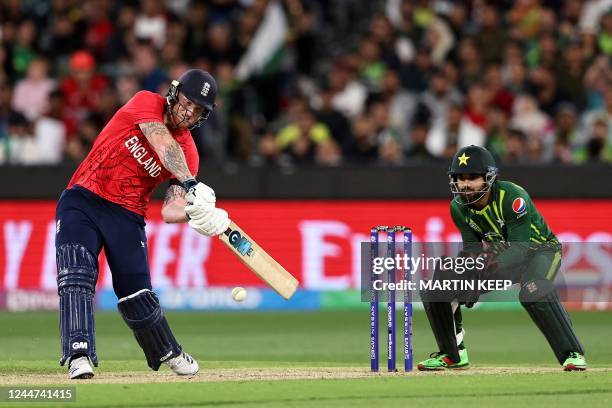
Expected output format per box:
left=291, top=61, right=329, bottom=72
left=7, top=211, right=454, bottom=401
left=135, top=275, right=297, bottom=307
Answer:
left=231, top=287, right=247, bottom=302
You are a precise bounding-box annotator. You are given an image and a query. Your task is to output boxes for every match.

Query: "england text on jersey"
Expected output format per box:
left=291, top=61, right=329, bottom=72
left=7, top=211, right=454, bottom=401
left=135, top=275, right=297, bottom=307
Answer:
left=124, top=135, right=162, bottom=178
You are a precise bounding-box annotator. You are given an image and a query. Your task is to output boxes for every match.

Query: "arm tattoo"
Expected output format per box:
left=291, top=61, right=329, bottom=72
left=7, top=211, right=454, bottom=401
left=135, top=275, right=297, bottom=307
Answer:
left=139, top=122, right=192, bottom=182
left=163, top=184, right=185, bottom=206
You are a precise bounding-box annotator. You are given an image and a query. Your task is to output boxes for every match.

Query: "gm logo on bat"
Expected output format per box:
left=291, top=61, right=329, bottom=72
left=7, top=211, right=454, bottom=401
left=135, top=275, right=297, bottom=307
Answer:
left=226, top=228, right=254, bottom=256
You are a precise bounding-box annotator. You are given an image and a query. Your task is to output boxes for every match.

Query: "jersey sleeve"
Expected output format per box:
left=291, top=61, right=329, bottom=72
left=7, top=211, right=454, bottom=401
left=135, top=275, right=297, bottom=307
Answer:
left=495, top=183, right=531, bottom=269
left=122, top=91, right=165, bottom=125
left=450, top=201, right=481, bottom=246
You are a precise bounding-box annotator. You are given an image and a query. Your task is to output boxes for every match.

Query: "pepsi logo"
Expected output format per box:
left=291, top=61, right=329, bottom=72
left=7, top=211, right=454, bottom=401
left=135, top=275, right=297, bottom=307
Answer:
left=512, top=197, right=526, bottom=214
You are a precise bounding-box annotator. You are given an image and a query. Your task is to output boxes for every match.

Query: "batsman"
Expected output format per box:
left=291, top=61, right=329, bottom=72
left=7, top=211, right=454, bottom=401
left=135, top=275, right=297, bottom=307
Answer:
left=55, top=69, right=230, bottom=379
left=417, top=145, right=586, bottom=372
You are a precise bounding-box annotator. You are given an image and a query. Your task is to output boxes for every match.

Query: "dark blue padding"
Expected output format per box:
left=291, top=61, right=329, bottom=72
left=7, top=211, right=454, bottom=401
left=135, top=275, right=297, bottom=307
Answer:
left=117, top=289, right=181, bottom=370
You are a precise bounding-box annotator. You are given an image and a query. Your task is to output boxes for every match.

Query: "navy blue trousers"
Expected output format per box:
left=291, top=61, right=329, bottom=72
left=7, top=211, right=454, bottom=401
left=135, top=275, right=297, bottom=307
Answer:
left=55, top=186, right=151, bottom=298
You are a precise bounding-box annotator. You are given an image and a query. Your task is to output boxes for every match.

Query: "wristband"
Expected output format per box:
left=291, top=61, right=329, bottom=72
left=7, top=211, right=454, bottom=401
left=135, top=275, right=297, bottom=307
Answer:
left=182, top=178, right=198, bottom=192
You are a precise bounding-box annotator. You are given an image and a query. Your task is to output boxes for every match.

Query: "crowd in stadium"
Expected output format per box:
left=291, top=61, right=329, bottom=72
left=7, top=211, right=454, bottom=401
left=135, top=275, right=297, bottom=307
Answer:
left=0, top=0, right=611, bottom=166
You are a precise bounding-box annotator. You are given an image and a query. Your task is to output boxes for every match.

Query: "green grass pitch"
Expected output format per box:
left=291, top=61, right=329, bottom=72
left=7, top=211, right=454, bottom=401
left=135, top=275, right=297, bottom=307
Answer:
left=0, top=309, right=611, bottom=407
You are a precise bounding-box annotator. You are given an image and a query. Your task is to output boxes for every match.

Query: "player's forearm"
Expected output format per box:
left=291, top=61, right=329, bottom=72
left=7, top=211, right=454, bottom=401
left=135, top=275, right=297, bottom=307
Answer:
left=162, top=201, right=189, bottom=223
left=162, top=184, right=189, bottom=223
left=139, top=122, right=193, bottom=182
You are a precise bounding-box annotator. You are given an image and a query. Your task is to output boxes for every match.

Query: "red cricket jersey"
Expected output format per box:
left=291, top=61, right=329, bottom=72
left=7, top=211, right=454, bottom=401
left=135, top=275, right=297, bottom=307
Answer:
left=68, top=91, right=199, bottom=216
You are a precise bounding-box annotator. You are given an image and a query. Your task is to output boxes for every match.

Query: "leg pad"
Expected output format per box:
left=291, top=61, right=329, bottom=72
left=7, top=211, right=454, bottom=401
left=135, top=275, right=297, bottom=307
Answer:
left=422, top=289, right=460, bottom=362
left=57, top=243, right=98, bottom=366
left=520, top=279, right=585, bottom=364
left=118, top=289, right=181, bottom=370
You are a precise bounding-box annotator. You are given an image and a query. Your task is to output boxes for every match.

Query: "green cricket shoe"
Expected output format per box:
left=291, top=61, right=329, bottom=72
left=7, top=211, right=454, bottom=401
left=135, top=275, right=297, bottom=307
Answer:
left=563, top=352, right=586, bottom=371
left=417, top=349, right=470, bottom=371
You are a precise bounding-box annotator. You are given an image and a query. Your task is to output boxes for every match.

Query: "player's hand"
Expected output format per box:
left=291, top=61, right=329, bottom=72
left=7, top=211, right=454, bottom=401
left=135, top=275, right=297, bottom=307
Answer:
left=185, top=182, right=216, bottom=214
left=187, top=207, right=231, bottom=237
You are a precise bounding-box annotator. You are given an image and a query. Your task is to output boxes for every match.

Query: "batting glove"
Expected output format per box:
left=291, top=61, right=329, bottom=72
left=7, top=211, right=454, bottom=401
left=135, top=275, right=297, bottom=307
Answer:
left=185, top=182, right=216, bottom=218
left=187, top=207, right=231, bottom=237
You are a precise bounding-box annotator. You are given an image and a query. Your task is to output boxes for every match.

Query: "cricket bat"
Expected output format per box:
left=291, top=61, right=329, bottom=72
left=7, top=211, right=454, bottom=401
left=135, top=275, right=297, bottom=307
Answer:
left=219, top=221, right=299, bottom=300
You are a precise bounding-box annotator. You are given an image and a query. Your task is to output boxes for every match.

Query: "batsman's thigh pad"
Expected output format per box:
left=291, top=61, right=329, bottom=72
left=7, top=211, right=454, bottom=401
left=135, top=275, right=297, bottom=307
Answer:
left=57, top=243, right=99, bottom=366
left=117, top=289, right=181, bottom=370
left=520, top=279, right=584, bottom=364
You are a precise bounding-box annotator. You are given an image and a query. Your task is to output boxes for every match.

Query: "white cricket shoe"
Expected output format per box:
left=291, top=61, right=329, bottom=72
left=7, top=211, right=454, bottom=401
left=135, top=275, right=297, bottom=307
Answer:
left=68, top=356, right=94, bottom=379
left=164, top=351, right=199, bottom=376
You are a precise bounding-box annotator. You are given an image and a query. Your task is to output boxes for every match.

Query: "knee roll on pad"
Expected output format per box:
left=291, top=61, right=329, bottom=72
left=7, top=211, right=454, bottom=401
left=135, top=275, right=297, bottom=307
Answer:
left=56, top=243, right=99, bottom=366
left=520, top=279, right=585, bottom=364
left=118, top=289, right=181, bottom=371
left=57, top=243, right=98, bottom=291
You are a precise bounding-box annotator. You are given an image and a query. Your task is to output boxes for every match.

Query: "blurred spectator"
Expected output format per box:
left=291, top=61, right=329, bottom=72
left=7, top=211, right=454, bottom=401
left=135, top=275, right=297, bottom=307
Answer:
left=527, top=66, right=559, bottom=115
left=457, top=38, right=483, bottom=91
left=134, top=0, right=167, bottom=48
left=33, top=90, right=66, bottom=164
left=133, top=43, right=167, bottom=92
left=314, top=85, right=352, bottom=150
left=0, top=112, right=38, bottom=164
left=505, top=128, right=529, bottom=164
left=379, top=69, right=418, bottom=137
left=369, top=100, right=401, bottom=147
left=11, top=19, right=38, bottom=80
left=65, top=114, right=103, bottom=163
left=202, top=21, right=242, bottom=65
left=105, top=5, right=138, bottom=62
left=345, top=114, right=378, bottom=162
left=550, top=102, right=580, bottom=163
left=582, top=85, right=612, bottom=152
left=82, top=0, right=114, bottom=60
left=400, top=45, right=432, bottom=92
left=485, top=64, right=515, bottom=117
left=60, top=50, right=109, bottom=137
left=574, top=117, right=612, bottom=163
left=184, top=1, right=209, bottom=62
left=276, top=108, right=332, bottom=163
left=427, top=102, right=460, bottom=159
left=597, top=9, right=612, bottom=55
left=584, top=55, right=612, bottom=110
left=555, top=37, right=589, bottom=109
left=11, top=58, right=55, bottom=121
left=406, top=121, right=435, bottom=161
left=476, top=3, right=509, bottom=64
left=484, top=106, right=510, bottom=161
left=507, top=0, right=545, bottom=40
left=358, top=36, right=387, bottom=91
left=41, top=10, right=83, bottom=59
left=420, top=68, right=463, bottom=130
left=465, top=82, right=490, bottom=131
left=316, top=139, right=342, bottom=166
left=0, top=81, right=18, bottom=152
left=378, top=134, right=405, bottom=166
left=369, top=13, right=400, bottom=70
left=329, top=59, right=367, bottom=118
left=510, top=94, right=553, bottom=140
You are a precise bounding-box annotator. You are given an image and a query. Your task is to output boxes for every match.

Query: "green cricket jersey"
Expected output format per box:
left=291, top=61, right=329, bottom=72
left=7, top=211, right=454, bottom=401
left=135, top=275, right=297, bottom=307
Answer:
left=450, top=180, right=559, bottom=270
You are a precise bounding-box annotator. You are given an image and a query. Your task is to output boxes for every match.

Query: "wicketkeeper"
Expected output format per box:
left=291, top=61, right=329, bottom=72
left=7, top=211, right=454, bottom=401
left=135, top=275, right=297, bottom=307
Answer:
left=417, top=145, right=586, bottom=371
